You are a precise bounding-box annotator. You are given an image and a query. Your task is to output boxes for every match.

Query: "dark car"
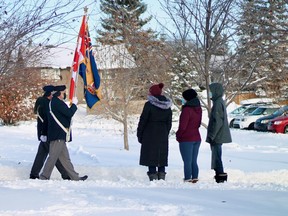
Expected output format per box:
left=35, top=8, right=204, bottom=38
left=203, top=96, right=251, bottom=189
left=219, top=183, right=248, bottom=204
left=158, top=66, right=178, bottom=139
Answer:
left=254, top=106, right=288, bottom=131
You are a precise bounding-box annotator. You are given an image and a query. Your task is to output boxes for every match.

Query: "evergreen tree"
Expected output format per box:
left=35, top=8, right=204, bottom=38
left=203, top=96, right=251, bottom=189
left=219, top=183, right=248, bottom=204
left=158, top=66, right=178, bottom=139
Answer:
left=237, top=0, right=288, bottom=96
left=211, top=28, right=229, bottom=56
left=97, top=0, right=163, bottom=67
left=96, top=0, right=164, bottom=150
left=167, top=40, right=201, bottom=109
left=97, top=0, right=152, bottom=45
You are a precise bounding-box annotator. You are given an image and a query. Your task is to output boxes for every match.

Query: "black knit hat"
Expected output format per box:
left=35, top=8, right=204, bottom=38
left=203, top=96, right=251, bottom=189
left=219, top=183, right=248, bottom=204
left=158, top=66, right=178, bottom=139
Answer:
left=182, top=89, right=198, bottom=101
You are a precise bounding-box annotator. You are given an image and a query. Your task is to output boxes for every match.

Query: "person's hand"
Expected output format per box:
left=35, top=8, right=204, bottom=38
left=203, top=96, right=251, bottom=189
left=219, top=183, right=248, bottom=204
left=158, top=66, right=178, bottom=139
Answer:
left=206, top=137, right=213, bottom=144
left=72, top=97, right=78, bottom=105
left=40, top=135, right=47, bottom=142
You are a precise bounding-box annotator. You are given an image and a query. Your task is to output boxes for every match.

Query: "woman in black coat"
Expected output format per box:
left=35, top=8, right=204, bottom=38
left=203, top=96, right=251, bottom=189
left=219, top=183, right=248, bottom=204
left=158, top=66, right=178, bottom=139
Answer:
left=137, top=83, right=172, bottom=181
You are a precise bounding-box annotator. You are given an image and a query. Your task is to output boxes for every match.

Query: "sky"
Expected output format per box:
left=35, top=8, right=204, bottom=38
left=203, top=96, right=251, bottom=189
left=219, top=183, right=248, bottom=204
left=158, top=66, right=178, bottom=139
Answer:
left=0, top=103, right=288, bottom=215
left=41, top=0, right=172, bottom=68
left=45, top=0, right=171, bottom=47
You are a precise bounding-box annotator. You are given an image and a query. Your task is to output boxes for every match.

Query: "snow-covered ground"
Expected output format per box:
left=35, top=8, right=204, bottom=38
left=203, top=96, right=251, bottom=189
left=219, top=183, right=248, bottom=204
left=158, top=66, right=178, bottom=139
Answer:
left=0, top=105, right=288, bottom=216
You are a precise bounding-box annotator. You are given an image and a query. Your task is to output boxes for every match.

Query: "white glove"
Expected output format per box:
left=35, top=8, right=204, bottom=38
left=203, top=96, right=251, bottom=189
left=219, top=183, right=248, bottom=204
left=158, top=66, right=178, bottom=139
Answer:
left=40, top=135, right=47, bottom=142
left=72, top=97, right=78, bottom=105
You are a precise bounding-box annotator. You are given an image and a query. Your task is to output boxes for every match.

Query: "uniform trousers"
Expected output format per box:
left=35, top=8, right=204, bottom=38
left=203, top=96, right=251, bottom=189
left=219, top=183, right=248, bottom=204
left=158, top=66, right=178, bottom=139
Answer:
left=40, top=139, right=80, bottom=180
left=30, top=141, right=69, bottom=179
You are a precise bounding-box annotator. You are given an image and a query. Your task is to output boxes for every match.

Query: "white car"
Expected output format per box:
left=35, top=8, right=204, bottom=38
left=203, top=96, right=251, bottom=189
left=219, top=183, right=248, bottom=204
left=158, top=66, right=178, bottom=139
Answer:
left=228, top=105, right=259, bottom=127
left=233, top=105, right=280, bottom=130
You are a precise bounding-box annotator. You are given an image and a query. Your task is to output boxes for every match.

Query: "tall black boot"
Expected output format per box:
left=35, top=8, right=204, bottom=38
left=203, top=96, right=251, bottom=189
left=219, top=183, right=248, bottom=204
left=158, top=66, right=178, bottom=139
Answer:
left=147, top=172, right=158, bottom=181
left=214, top=173, right=228, bottom=183
left=158, top=172, right=166, bottom=180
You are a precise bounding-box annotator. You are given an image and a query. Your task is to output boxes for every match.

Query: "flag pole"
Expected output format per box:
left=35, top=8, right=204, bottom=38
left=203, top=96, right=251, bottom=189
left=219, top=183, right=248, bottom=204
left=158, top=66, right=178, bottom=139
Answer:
left=69, top=7, right=88, bottom=106
left=74, top=6, right=88, bottom=100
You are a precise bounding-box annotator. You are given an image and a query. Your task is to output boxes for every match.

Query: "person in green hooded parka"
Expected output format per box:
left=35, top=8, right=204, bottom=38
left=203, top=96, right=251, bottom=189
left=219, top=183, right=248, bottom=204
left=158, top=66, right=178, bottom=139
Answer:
left=206, top=83, right=232, bottom=183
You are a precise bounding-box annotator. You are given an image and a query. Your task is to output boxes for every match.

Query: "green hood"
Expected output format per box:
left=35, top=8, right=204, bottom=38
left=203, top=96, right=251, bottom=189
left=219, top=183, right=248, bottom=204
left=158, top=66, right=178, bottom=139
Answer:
left=209, top=83, right=224, bottom=101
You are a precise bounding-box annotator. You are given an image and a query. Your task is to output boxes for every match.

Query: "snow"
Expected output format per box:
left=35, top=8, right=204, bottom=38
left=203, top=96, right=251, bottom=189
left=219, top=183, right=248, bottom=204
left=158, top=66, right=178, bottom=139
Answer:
left=41, top=44, right=135, bottom=70
left=240, top=98, right=275, bottom=105
left=0, top=105, right=288, bottom=216
left=41, top=46, right=74, bottom=68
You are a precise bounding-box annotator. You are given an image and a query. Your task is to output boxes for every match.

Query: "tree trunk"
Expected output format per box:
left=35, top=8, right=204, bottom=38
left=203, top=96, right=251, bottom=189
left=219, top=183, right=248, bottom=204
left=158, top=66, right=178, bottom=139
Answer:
left=205, top=0, right=212, bottom=115
left=123, top=108, right=129, bottom=151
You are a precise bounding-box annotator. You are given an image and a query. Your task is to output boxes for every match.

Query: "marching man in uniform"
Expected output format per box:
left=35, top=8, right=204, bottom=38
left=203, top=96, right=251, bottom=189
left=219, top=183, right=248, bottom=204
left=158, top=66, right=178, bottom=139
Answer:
left=40, top=85, right=88, bottom=181
left=30, top=85, right=69, bottom=180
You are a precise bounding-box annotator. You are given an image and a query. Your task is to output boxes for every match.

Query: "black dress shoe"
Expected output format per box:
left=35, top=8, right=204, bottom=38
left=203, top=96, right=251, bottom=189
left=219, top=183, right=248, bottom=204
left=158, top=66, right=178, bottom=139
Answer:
left=30, top=175, right=39, bottom=179
left=79, top=175, right=88, bottom=181
left=62, top=176, right=71, bottom=180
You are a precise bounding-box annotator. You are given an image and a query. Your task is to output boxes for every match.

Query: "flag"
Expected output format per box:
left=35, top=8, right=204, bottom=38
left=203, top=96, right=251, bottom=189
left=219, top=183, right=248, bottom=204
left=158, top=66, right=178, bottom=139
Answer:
left=69, top=15, right=86, bottom=103
left=69, top=14, right=101, bottom=109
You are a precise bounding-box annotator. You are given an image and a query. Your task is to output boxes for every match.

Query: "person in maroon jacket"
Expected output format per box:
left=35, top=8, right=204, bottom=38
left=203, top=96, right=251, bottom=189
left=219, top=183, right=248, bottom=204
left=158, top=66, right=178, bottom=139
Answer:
left=176, top=89, right=202, bottom=183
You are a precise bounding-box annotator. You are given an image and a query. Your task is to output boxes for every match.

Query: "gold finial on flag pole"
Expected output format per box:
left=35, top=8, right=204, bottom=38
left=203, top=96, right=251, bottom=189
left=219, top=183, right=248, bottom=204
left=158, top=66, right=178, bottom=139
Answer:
left=84, top=6, right=88, bottom=15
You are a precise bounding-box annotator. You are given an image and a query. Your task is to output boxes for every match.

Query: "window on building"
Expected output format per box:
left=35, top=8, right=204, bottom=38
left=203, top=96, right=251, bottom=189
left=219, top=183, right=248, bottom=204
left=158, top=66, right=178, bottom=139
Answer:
left=40, top=68, right=60, bottom=80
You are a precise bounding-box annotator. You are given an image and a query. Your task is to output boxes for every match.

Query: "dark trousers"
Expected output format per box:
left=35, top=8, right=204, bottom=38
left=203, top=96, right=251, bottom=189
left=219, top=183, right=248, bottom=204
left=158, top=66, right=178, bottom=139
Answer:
left=210, top=143, right=224, bottom=174
left=30, top=141, right=70, bottom=179
left=148, top=166, right=165, bottom=174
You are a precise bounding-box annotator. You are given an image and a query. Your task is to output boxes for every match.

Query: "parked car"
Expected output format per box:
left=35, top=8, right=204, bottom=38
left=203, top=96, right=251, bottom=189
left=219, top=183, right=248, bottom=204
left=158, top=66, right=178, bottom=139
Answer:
left=228, top=105, right=259, bottom=127
left=254, top=106, right=288, bottom=131
left=267, top=115, right=288, bottom=134
left=228, top=98, right=275, bottom=128
left=233, top=104, right=280, bottom=130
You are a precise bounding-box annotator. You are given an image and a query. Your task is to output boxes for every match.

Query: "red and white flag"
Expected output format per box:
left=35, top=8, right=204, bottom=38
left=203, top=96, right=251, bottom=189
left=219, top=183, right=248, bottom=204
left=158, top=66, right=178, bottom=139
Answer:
left=68, top=15, right=87, bottom=102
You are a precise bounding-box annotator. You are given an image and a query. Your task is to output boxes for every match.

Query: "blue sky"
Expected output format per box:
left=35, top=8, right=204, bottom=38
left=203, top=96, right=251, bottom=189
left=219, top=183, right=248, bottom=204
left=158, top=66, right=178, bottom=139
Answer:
left=90, top=0, right=170, bottom=33
left=39, top=0, right=172, bottom=67
left=46, top=0, right=171, bottom=46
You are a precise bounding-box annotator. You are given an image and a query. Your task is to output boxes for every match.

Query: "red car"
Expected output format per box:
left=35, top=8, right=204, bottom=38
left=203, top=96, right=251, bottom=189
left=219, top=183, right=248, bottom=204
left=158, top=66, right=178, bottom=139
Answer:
left=267, top=116, right=288, bottom=134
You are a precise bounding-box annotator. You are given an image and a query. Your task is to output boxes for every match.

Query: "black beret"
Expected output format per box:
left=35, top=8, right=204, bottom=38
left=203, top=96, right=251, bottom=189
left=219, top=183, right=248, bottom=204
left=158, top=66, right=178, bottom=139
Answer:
left=182, top=89, right=198, bottom=101
left=43, top=85, right=55, bottom=93
left=54, top=85, right=66, bottom=91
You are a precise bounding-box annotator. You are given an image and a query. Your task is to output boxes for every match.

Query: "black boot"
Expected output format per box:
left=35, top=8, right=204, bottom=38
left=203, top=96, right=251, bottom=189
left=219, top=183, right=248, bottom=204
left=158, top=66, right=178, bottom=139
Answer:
left=147, top=172, right=158, bottom=181
left=158, top=172, right=166, bottom=180
left=214, top=173, right=228, bottom=183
